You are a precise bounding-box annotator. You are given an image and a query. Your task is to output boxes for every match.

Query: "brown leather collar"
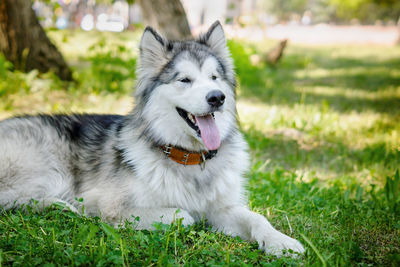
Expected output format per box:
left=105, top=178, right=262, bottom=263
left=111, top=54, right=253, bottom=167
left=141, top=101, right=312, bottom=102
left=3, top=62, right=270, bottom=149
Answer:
left=160, top=145, right=217, bottom=166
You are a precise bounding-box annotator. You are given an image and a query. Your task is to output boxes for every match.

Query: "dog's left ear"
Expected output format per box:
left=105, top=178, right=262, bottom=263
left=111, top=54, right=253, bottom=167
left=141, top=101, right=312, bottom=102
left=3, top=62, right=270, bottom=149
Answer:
left=200, top=21, right=228, bottom=56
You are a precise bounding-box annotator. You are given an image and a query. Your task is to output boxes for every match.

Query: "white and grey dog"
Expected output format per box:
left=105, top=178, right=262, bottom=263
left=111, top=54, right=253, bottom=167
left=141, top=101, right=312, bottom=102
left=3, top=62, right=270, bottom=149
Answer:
left=0, top=22, right=304, bottom=257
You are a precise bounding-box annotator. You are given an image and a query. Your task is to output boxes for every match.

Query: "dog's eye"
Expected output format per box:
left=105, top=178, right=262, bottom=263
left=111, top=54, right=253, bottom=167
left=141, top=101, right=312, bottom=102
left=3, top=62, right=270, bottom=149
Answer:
left=211, top=75, right=217, bottom=80
left=179, top=78, right=192, bottom=83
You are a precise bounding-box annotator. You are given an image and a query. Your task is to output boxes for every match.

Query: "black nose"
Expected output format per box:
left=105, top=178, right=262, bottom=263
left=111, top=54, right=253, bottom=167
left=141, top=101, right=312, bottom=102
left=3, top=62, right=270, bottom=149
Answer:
left=206, top=90, right=225, bottom=108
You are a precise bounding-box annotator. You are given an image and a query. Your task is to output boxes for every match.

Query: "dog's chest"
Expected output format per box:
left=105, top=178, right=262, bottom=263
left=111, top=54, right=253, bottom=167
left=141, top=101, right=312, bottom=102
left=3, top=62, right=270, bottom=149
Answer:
left=130, top=161, right=224, bottom=212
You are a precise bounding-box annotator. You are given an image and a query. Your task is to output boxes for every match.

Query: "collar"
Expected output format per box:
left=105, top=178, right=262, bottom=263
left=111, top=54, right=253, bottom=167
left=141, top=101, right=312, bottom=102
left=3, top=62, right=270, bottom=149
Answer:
left=160, top=145, right=217, bottom=167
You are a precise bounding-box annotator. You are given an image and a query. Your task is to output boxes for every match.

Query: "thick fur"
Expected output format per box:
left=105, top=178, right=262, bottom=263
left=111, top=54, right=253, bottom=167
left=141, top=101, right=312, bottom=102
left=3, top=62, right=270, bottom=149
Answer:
left=0, top=22, right=304, bottom=257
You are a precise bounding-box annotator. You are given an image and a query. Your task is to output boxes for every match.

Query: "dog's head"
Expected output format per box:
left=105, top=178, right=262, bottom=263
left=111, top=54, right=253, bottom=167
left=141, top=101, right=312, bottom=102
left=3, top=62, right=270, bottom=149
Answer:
left=135, top=21, right=237, bottom=151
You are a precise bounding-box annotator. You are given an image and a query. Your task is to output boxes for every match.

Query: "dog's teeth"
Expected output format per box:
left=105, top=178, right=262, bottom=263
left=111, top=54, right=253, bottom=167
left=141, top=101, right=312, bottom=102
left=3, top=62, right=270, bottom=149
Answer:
left=188, top=113, right=195, bottom=123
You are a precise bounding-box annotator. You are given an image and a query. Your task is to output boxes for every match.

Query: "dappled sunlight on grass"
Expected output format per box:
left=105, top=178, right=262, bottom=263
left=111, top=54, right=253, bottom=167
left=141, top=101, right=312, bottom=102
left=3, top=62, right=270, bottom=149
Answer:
left=232, top=39, right=400, bottom=190
left=294, top=85, right=400, bottom=102
left=237, top=96, right=399, bottom=186
left=47, top=29, right=141, bottom=65
left=0, top=89, right=132, bottom=120
left=1, top=30, right=399, bottom=266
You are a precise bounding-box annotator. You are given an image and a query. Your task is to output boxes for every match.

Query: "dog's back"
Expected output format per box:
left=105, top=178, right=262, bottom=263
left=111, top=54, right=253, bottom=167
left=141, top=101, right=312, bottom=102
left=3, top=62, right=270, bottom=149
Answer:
left=0, top=114, right=123, bottom=209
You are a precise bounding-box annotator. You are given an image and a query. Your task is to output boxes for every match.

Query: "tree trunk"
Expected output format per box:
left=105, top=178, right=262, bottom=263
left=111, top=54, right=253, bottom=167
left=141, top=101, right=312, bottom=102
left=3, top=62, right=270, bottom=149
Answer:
left=138, top=0, right=192, bottom=40
left=397, top=16, right=400, bottom=45
left=0, top=0, right=72, bottom=81
left=265, top=39, right=288, bottom=66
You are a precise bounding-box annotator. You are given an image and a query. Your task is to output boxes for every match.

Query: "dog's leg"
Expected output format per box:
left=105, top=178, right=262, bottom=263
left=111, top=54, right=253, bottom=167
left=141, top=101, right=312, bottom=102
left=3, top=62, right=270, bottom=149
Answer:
left=113, top=207, right=195, bottom=230
left=206, top=206, right=304, bottom=257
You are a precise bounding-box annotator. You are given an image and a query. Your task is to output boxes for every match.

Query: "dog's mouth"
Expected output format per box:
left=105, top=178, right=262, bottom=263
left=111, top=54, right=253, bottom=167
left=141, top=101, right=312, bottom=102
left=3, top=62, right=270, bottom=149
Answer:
left=176, top=107, right=221, bottom=150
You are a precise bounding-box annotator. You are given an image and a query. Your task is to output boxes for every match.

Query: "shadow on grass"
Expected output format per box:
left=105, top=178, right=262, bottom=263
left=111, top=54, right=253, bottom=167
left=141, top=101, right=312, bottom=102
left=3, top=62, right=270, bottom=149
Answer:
left=297, top=72, right=400, bottom=92
left=233, top=43, right=400, bottom=116
left=244, top=126, right=400, bottom=179
left=307, top=54, right=400, bottom=71
left=293, top=88, right=400, bottom=114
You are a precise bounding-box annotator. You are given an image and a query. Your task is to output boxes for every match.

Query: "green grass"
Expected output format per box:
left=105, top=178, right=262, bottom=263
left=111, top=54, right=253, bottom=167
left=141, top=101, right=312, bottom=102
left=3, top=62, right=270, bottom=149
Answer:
left=0, top=30, right=399, bottom=266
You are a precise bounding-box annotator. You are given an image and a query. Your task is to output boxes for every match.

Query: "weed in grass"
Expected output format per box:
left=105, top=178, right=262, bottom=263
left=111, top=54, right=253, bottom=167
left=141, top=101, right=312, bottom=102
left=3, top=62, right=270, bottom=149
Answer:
left=384, top=170, right=400, bottom=214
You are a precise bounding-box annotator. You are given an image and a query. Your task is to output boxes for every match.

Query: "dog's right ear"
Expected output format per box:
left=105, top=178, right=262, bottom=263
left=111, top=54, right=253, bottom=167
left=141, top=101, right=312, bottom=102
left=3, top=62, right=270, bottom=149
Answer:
left=139, top=27, right=168, bottom=73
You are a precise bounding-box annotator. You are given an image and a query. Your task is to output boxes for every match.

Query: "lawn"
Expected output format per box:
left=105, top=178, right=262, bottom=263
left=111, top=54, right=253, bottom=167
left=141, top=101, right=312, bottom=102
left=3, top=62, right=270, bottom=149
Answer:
left=0, top=29, right=399, bottom=266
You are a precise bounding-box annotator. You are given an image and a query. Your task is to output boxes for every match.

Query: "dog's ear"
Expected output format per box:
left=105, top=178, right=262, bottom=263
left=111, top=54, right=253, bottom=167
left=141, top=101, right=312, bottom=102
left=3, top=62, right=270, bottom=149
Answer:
left=199, top=21, right=235, bottom=84
left=139, top=27, right=168, bottom=73
left=200, top=21, right=227, bottom=56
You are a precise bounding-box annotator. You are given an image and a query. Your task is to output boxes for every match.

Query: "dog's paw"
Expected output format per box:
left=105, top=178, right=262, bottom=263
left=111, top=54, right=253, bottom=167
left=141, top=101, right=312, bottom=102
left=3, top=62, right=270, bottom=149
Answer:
left=173, top=209, right=195, bottom=226
left=255, top=231, right=305, bottom=258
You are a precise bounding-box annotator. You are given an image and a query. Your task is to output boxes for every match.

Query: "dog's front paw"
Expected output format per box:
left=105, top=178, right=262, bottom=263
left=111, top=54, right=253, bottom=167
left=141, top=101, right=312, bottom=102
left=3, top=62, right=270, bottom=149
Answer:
left=255, top=231, right=305, bottom=258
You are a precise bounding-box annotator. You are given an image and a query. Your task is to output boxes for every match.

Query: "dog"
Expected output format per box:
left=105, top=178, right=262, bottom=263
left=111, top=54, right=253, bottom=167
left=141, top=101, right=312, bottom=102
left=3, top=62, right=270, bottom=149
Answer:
left=0, top=21, right=304, bottom=257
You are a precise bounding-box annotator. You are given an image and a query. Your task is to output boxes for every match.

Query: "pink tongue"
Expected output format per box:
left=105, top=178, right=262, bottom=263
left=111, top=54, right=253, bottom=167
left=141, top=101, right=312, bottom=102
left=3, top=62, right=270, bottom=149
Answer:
left=195, top=114, right=221, bottom=150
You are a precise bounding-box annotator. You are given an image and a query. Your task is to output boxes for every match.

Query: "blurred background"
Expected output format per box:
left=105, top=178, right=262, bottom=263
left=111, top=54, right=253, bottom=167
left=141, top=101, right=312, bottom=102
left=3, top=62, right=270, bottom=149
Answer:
left=0, top=1, right=399, bottom=265
left=30, top=0, right=400, bottom=44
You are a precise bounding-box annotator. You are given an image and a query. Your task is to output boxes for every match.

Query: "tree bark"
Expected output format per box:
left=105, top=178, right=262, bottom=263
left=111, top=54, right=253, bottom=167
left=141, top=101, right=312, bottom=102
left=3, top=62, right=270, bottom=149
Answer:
left=0, top=0, right=72, bottom=81
left=138, top=0, right=192, bottom=40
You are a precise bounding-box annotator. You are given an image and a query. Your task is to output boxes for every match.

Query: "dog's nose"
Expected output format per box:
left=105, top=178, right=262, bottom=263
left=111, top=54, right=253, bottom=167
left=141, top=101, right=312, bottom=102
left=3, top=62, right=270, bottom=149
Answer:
left=206, top=90, right=225, bottom=108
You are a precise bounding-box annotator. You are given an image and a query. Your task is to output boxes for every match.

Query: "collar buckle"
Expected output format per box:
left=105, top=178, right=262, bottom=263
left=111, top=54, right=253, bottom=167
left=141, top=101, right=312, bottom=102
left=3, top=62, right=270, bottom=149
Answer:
left=183, top=154, right=189, bottom=165
left=200, top=152, right=206, bottom=170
